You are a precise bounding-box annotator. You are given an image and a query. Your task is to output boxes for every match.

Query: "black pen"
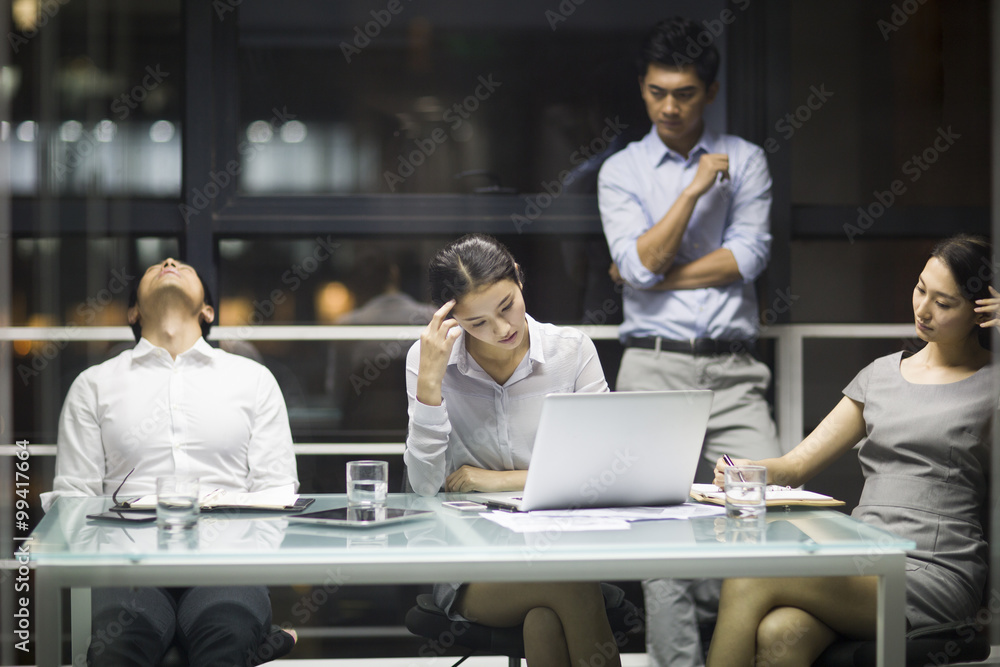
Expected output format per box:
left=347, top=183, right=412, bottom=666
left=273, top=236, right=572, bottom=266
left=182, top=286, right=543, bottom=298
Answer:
left=723, top=454, right=747, bottom=483
left=484, top=501, right=517, bottom=512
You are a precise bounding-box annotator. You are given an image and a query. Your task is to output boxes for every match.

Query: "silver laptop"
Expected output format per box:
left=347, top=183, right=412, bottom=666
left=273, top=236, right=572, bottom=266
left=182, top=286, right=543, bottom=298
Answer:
left=475, top=390, right=713, bottom=512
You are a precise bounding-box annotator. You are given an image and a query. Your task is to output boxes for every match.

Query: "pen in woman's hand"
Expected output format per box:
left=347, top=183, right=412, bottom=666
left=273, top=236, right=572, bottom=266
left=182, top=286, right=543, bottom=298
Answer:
left=722, top=454, right=746, bottom=483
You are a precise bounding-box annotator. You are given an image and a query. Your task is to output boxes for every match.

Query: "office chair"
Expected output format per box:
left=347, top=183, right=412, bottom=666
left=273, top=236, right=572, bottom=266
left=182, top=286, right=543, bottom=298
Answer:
left=405, top=582, right=641, bottom=667
left=813, top=619, right=991, bottom=667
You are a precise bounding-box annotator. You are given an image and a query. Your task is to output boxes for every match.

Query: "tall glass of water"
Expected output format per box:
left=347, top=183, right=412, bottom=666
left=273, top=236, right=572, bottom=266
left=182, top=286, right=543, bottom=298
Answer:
left=156, top=475, right=201, bottom=532
left=724, top=465, right=767, bottom=519
left=347, top=460, right=388, bottom=506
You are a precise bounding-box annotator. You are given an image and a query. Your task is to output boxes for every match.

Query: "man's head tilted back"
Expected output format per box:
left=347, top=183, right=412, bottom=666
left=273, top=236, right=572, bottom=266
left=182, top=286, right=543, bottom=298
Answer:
left=127, top=258, right=215, bottom=343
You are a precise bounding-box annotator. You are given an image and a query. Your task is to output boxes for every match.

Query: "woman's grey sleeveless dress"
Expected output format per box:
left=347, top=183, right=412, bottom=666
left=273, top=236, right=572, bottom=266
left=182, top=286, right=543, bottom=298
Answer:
left=844, top=351, right=993, bottom=628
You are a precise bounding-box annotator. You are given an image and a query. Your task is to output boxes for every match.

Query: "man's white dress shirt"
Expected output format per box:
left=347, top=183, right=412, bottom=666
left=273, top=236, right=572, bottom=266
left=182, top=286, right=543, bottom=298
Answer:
left=42, top=337, right=298, bottom=511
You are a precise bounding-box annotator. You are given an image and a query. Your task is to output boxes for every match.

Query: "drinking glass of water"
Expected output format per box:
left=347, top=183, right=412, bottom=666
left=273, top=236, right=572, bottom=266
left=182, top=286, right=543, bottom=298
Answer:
left=347, top=460, right=388, bottom=506
left=724, top=465, right=767, bottom=519
left=156, top=475, right=200, bottom=532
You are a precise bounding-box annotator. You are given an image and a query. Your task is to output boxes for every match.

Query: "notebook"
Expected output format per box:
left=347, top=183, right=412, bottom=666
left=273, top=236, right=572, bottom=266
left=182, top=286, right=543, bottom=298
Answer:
left=475, top=390, right=713, bottom=512
left=689, top=484, right=845, bottom=507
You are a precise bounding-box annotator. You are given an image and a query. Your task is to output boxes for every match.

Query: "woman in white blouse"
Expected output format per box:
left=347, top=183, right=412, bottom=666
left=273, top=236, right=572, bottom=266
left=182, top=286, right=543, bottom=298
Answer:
left=404, top=234, right=621, bottom=667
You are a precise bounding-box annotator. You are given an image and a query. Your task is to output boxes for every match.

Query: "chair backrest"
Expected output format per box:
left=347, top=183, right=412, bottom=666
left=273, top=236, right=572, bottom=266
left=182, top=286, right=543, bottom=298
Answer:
left=813, top=620, right=991, bottom=666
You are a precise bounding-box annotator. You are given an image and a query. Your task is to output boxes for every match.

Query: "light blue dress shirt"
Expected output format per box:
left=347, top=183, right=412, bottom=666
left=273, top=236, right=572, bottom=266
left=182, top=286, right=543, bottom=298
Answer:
left=598, top=125, right=772, bottom=342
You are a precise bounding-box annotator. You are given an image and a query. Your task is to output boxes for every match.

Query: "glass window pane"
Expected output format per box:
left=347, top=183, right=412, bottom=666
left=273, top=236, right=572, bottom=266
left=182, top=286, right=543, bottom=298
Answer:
left=11, top=237, right=180, bottom=442
left=788, top=0, right=988, bottom=207
left=12, top=236, right=179, bottom=326
left=789, top=238, right=937, bottom=324
left=9, top=0, right=182, bottom=196
left=235, top=1, right=730, bottom=195
left=216, top=235, right=619, bottom=326
left=217, top=234, right=621, bottom=440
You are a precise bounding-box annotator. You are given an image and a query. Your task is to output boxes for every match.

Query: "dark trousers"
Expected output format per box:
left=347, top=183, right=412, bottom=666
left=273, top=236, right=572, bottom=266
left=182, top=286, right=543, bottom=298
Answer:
left=87, top=586, right=271, bottom=667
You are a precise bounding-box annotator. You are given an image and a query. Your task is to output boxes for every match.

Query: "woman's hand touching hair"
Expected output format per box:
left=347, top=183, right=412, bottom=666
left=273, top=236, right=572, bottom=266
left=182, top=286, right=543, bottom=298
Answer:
left=975, top=286, right=1000, bottom=329
left=415, top=300, right=463, bottom=407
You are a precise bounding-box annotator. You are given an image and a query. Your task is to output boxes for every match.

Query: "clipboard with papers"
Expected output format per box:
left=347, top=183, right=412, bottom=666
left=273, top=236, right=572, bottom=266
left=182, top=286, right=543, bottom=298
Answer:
left=689, top=483, right=845, bottom=508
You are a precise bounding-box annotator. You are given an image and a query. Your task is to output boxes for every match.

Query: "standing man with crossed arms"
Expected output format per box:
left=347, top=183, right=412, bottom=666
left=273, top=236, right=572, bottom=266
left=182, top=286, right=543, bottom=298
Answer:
left=598, top=17, right=782, bottom=667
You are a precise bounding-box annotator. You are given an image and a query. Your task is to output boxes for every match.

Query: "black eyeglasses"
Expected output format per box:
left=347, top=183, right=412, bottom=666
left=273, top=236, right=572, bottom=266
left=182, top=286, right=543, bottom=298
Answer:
left=111, top=468, right=136, bottom=508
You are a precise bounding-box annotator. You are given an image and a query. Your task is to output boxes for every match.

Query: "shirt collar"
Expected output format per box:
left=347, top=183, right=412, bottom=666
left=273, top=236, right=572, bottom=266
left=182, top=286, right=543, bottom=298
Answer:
left=644, top=124, right=720, bottom=166
left=448, top=313, right=545, bottom=375
left=131, top=336, right=216, bottom=363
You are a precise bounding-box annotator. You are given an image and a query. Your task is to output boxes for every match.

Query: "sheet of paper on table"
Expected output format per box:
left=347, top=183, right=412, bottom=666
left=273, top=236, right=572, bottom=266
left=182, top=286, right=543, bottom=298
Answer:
left=529, top=503, right=726, bottom=521
left=481, top=502, right=725, bottom=533
left=482, top=512, right=632, bottom=533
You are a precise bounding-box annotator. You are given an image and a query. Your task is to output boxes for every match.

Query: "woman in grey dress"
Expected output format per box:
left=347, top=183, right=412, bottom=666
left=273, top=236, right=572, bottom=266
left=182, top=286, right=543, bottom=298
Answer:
left=705, top=234, right=997, bottom=666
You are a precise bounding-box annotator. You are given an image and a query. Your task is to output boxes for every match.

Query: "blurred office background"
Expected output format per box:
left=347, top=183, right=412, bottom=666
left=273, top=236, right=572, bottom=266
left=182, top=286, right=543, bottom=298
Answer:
left=0, top=0, right=993, bottom=662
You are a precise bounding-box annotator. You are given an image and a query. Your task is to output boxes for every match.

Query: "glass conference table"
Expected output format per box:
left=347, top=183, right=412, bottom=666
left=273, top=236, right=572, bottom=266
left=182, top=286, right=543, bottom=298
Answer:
left=30, top=494, right=914, bottom=667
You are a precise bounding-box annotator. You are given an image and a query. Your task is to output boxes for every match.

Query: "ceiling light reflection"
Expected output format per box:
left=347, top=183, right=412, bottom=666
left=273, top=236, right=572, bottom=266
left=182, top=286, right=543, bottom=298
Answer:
left=15, top=120, right=36, bottom=142
left=246, top=120, right=273, bottom=143
left=279, top=120, right=307, bottom=143
left=59, top=120, right=83, bottom=142
left=94, top=119, right=116, bottom=142
left=149, top=120, right=175, bottom=143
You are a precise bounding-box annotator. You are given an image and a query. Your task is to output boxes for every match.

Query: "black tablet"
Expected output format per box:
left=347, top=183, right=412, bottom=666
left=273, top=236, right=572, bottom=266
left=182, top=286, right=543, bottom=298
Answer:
left=286, top=507, right=433, bottom=527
